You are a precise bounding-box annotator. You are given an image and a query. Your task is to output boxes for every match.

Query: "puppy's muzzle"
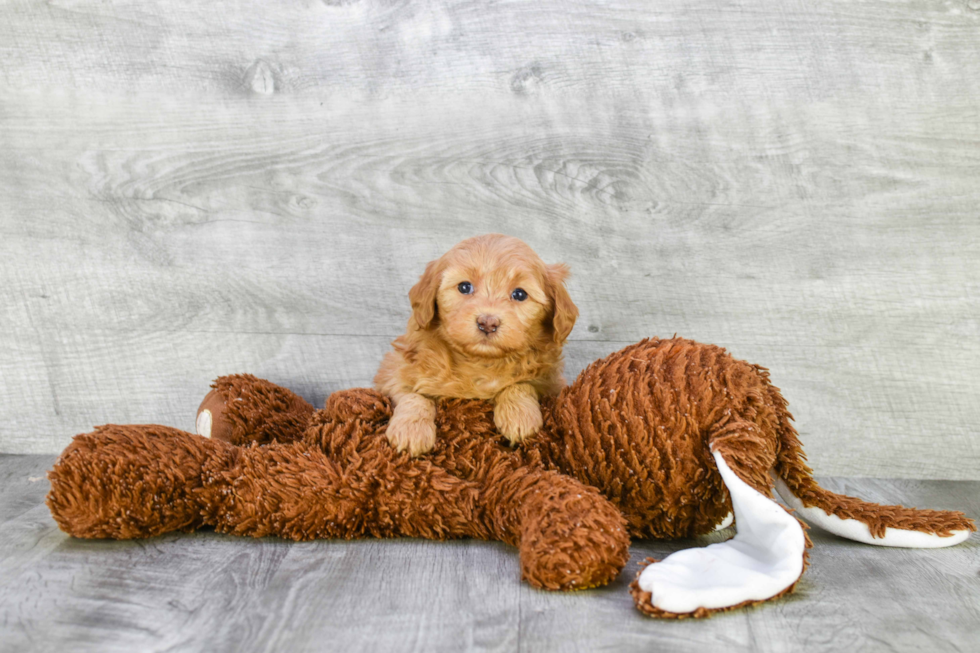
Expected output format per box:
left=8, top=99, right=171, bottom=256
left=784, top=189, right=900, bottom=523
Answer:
left=476, top=314, right=500, bottom=334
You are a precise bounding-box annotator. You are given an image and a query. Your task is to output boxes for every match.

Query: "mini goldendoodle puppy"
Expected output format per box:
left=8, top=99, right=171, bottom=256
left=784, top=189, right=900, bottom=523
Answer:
left=374, top=234, right=579, bottom=456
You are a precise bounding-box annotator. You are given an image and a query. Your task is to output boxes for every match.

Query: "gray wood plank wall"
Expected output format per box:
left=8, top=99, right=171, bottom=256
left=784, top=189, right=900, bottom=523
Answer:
left=1, top=0, right=978, bottom=479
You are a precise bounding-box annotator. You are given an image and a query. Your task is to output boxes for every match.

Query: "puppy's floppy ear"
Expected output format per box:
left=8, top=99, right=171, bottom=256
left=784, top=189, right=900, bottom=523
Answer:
left=544, top=262, right=578, bottom=344
left=408, top=259, right=443, bottom=329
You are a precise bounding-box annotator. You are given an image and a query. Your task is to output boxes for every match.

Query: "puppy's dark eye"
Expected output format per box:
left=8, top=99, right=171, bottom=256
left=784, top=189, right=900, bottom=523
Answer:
left=458, top=281, right=474, bottom=295
left=511, top=288, right=528, bottom=301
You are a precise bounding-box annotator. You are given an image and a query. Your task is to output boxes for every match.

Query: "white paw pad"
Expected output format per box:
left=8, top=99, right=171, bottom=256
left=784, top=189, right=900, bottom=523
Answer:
left=196, top=409, right=212, bottom=438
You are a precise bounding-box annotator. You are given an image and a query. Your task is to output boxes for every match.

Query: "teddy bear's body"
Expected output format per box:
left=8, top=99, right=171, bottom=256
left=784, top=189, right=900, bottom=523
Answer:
left=46, top=337, right=975, bottom=617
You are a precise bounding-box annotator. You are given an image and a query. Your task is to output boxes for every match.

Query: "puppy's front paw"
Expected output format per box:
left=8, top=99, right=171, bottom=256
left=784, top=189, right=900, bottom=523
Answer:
left=385, top=409, right=437, bottom=457
left=494, top=386, right=543, bottom=445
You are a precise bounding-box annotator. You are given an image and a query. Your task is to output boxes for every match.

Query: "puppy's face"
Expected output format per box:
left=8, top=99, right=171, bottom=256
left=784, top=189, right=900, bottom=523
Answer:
left=408, top=234, right=577, bottom=358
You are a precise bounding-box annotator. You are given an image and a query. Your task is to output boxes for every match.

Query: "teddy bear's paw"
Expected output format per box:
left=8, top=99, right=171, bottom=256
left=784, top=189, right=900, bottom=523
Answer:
left=493, top=395, right=543, bottom=445
left=517, top=476, right=631, bottom=591
left=385, top=410, right=437, bottom=457
left=196, top=375, right=314, bottom=446
left=521, top=522, right=630, bottom=591
left=47, top=425, right=219, bottom=539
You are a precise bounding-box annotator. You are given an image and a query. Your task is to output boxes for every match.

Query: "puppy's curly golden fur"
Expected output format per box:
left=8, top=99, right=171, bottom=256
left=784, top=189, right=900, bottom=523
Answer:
left=374, top=234, right=578, bottom=456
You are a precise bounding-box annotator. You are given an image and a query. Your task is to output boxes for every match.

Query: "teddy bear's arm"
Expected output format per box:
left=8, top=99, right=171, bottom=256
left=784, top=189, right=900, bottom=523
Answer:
left=475, top=465, right=631, bottom=591
left=48, top=420, right=490, bottom=543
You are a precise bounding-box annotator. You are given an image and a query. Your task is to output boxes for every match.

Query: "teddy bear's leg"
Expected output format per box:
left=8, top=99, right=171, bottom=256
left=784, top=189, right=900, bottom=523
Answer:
left=482, top=467, right=631, bottom=591
left=630, top=425, right=808, bottom=618
left=47, top=424, right=232, bottom=539
left=196, top=374, right=314, bottom=446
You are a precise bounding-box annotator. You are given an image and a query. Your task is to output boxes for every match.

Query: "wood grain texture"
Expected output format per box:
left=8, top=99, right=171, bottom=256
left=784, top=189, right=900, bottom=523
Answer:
left=0, top=0, right=978, bottom=478
left=0, top=455, right=977, bottom=652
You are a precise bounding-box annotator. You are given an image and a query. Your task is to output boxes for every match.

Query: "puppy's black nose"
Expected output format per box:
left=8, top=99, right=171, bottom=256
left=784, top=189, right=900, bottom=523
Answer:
left=476, top=314, right=500, bottom=334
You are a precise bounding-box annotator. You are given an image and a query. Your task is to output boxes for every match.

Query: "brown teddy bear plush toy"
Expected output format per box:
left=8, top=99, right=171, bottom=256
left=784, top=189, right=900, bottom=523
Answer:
left=46, top=337, right=975, bottom=618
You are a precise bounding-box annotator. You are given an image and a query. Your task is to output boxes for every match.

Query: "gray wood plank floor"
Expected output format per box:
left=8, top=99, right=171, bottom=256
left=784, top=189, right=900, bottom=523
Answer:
left=1, top=455, right=977, bottom=653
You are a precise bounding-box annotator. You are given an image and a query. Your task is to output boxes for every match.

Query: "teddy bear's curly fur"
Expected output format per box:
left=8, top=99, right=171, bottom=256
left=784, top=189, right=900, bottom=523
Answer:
left=46, top=337, right=975, bottom=617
